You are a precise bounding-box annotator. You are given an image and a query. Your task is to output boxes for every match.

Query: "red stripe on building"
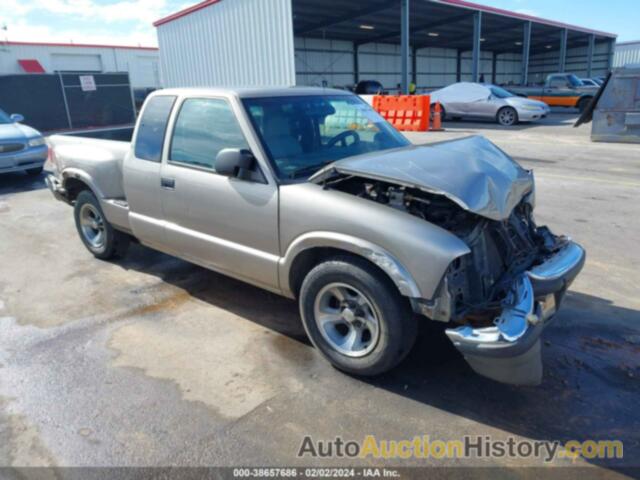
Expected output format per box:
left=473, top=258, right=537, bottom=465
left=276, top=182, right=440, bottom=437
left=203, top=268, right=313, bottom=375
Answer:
left=18, top=59, right=46, bottom=73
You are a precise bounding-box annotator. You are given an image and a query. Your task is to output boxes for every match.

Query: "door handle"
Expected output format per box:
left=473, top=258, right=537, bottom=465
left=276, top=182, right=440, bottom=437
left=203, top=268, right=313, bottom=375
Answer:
left=161, top=177, right=175, bottom=189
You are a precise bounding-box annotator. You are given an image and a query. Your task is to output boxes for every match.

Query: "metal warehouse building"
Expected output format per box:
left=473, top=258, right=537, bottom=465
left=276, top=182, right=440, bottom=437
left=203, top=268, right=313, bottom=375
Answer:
left=614, top=41, right=640, bottom=68
left=154, top=0, right=616, bottom=92
left=0, top=41, right=161, bottom=89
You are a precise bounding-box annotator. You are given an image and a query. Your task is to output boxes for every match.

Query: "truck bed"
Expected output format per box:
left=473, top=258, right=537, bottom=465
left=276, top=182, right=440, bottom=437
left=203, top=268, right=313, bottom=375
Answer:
left=48, top=128, right=134, bottom=232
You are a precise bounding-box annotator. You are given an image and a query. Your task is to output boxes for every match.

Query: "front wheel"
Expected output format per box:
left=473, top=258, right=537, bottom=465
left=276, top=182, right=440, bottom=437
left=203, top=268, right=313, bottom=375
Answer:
left=497, top=106, right=518, bottom=126
left=299, top=256, right=417, bottom=376
left=74, top=190, right=129, bottom=260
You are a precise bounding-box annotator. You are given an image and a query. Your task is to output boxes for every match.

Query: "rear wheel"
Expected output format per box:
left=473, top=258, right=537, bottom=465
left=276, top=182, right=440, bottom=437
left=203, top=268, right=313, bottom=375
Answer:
left=299, top=256, right=417, bottom=376
left=439, top=105, right=447, bottom=121
left=74, top=190, right=129, bottom=260
left=497, top=106, right=518, bottom=126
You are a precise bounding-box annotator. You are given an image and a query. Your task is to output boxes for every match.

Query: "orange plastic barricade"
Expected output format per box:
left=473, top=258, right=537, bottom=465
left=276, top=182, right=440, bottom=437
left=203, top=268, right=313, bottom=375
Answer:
left=372, top=94, right=430, bottom=132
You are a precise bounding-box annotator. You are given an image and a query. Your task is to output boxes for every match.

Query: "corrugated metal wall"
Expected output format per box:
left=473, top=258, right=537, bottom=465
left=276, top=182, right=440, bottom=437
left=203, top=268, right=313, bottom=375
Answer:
left=0, top=43, right=160, bottom=88
left=614, top=42, right=640, bottom=67
left=416, top=47, right=458, bottom=88
left=157, top=0, right=295, bottom=88
left=529, top=42, right=610, bottom=83
left=295, top=37, right=522, bottom=89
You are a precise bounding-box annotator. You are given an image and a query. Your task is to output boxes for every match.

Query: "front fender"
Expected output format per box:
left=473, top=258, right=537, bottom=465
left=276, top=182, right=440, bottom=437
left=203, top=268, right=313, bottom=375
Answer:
left=279, top=232, right=422, bottom=298
left=278, top=184, right=471, bottom=301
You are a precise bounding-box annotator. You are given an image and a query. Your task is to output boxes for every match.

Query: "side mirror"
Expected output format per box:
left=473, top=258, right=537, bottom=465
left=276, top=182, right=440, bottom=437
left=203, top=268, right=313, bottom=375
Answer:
left=215, top=148, right=256, bottom=181
left=10, top=113, right=24, bottom=123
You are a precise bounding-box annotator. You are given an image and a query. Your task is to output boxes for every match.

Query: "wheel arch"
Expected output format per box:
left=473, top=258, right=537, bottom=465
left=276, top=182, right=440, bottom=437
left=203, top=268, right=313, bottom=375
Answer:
left=62, top=168, right=104, bottom=202
left=496, top=105, right=518, bottom=125
left=280, top=232, right=422, bottom=300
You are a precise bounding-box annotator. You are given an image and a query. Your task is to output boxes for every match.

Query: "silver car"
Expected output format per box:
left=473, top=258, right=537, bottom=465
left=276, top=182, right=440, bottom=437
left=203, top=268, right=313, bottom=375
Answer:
left=45, top=87, right=584, bottom=385
left=430, top=82, right=550, bottom=126
left=0, top=109, right=48, bottom=175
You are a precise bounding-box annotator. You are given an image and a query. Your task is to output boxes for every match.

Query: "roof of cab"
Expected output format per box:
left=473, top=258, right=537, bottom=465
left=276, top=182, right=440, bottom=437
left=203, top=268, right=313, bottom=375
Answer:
left=152, top=86, right=353, bottom=99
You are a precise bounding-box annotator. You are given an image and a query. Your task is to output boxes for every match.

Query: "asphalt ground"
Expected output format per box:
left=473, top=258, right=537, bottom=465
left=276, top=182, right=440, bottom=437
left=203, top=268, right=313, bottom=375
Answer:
left=0, top=110, right=638, bottom=478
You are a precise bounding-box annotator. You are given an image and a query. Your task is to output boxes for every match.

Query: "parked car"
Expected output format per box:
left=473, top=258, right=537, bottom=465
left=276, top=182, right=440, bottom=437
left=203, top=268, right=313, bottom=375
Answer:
left=45, top=88, right=585, bottom=385
left=509, top=73, right=598, bottom=112
left=429, top=82, right=550, bottom=126
left=354, top=80, right=385, bottom=95
left=0, top=109, right=48, bottom=176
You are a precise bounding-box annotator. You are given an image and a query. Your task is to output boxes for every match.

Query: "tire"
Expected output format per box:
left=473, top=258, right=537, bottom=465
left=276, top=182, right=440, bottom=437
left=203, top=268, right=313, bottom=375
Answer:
left=299, top=256, right=417, bottom=376
left=74, top=190, right=129, bottom=260
left=577, top=97, right=592, bottom=113
left=497, top=106, right=518, bottom=126
left=439, top=105, right=447, bottom=121
left=26, top=166, right=43, bottom=176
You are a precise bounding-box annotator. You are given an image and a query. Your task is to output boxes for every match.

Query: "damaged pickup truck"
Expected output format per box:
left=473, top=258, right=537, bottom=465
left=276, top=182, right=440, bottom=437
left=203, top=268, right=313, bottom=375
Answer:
left=46, top=88, right=585, bottom=385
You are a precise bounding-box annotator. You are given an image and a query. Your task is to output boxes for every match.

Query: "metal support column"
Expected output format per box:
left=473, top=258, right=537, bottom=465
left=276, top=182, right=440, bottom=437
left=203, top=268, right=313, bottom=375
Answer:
left=607, top=38, right=614, bottom=72
left=400, top=0, right=410, bottom=94
left=559, top=28, right=568, bottom=72
left=491, top=52, right=497, bottom=84
left=353, top=43, right=360, bottom=85
left=412, top=46, right=418, bottom=88
left=57, top=72, right=73, bottom=129
left=586, top=34, right=595, bottom=77
left=456, top=49, right=461, bottom=82
left=471, top=11, right=482, bottom=82
left=522, top=21, right=531, bottom=85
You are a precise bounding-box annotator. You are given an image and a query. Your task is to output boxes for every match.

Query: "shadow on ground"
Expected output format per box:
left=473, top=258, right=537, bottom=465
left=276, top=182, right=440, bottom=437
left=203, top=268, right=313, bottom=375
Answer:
left=440, top=113, right=578, bottom=132
left=116, top=243, right=640, bottom=470
left=0, top=171, right=47, bottom=195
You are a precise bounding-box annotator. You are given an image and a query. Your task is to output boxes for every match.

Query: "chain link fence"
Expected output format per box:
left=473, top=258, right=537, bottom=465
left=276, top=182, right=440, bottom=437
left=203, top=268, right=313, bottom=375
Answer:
left=0, top=72, right=136, bottom=132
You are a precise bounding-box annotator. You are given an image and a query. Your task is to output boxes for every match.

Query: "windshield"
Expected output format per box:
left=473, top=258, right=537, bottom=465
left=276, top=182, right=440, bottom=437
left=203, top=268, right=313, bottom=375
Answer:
left=567, top=74, right=583, bottom=87
left=0, top=109, right=11, bottom=124
left=242, top=95, right=409, bottom=179
left=489, top=86, right=515, bottom=99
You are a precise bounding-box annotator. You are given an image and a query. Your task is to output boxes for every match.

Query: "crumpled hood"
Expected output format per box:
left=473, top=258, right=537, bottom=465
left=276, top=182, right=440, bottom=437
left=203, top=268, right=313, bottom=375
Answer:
left=0, top=122, right=41, bottom=141
left=311, top=135, right=534, bottom=221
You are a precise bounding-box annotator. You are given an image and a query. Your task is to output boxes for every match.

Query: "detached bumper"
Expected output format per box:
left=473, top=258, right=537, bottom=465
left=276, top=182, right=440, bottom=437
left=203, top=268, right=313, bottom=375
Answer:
left=445, top=241, right=585, bottom=386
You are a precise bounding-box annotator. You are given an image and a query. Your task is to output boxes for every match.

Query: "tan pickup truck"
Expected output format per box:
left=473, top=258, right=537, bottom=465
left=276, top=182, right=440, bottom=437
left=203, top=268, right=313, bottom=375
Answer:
left=46, top=87, right=585, bottom=385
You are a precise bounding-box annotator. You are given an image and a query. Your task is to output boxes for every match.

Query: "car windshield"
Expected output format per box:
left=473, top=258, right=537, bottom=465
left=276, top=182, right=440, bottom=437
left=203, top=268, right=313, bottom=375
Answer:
left=0, top=109, right=11, bottom=124
left=490, top=86, right=515, bottom=99
left=242, top=94, right=410, bottom=179
left=567, top=74, right=583, bottom=87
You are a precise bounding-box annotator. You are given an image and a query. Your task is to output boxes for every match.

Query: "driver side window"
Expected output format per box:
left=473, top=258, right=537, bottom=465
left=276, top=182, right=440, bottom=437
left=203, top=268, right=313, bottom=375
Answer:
left=169, top=98, right=249, bottom=170
left=549, top=77, right=568, bottom=88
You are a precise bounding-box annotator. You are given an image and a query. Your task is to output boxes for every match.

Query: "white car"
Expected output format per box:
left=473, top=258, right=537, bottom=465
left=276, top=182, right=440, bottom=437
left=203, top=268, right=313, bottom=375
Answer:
left=430, top=82, right=550, bottom=126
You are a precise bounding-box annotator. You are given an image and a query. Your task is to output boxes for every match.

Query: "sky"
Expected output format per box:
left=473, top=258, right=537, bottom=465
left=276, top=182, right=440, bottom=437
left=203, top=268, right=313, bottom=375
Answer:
left=0, top=0, right=638, bottom=48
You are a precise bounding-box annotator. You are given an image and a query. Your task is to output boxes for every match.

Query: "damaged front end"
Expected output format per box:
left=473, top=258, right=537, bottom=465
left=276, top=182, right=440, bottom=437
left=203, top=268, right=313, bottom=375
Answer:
left=434, top=202, right=585, bottom=386
left=320, top=173, right=585, bottom=386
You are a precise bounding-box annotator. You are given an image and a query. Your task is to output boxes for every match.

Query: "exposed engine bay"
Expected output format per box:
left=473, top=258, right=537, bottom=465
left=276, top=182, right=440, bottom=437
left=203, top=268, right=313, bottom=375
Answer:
left=323, top=174, right=569, bottom=327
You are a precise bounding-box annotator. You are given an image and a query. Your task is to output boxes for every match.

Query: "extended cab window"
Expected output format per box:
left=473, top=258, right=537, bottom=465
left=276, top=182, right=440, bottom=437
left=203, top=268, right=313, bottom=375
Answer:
left=134, top=95, right=176, bottom=162
left=170, top=98, right=249, bottom=170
